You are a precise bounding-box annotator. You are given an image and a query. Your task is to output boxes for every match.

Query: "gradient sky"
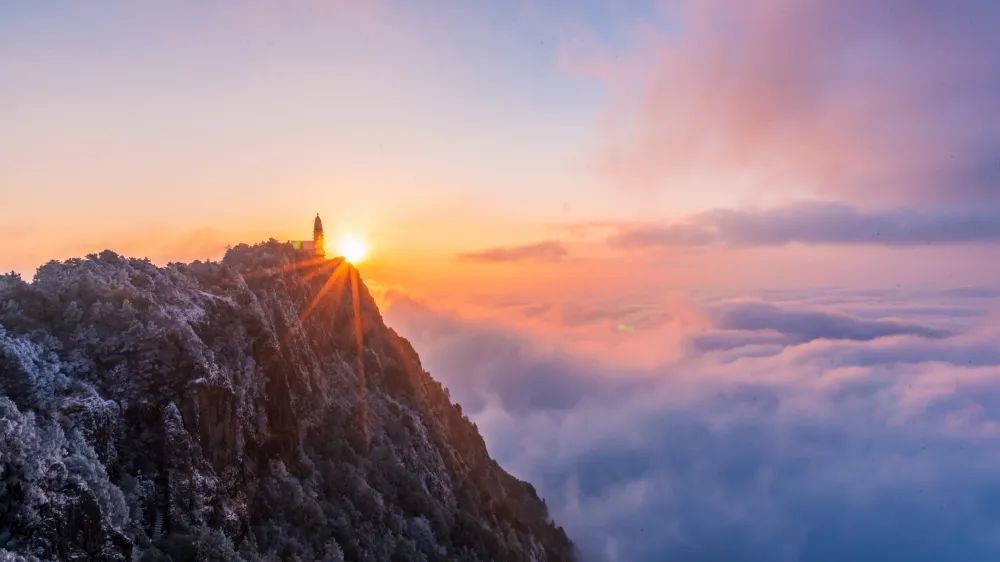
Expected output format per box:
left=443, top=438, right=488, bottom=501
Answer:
left=0, top=0, right=1000, bottom=283
left=6, top=0, right=998, bottom=288
left=5, top=1, right=1000, bottom=560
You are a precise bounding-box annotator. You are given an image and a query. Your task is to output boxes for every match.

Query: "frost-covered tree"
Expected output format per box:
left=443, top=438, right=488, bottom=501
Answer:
left=0, top=244, right=573, bottom=561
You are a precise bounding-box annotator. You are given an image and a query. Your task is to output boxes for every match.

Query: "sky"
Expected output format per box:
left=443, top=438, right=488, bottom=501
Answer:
left=4, top=1, right=1000, bottom=560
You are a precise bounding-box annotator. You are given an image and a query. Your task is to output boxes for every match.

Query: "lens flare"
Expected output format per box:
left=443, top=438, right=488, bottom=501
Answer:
left=335, top=234, right=368, bottom=263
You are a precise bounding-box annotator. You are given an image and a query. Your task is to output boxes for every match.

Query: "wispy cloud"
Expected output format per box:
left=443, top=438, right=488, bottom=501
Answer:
left=456, top=240, right=568, bottom=262
left=577, top=0, right=1000, bottom=208
left=609, top=203, right=1000, bottom=248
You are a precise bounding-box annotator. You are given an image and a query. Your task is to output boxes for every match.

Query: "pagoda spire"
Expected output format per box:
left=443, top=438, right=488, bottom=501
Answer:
left=313, top=213, right=325, bottom=257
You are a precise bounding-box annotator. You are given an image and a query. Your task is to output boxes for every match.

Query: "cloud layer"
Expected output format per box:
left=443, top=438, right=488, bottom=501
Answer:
left=610, top=203, right=1000, bottom=248
left=710, top=300, right=949, bottom=341
left=581, top=0, right=1000, bottom=208
left=385, top=287, right=1000, bottom=561
left=456, top=241, right=569, bottom=262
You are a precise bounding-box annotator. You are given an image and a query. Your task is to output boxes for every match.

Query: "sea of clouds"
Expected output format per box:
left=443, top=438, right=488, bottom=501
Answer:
left=385, top=286, right=1000, bottom=561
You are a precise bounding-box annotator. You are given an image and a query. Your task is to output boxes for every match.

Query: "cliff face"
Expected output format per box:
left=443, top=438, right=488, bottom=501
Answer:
left=0, top=242, right=573, bottom=562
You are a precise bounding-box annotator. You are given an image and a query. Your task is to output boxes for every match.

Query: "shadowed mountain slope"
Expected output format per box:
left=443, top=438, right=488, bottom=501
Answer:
left=0, top=241, right=573, bottom=561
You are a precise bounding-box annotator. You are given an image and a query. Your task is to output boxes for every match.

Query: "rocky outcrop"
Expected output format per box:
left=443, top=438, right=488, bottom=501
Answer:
left=0, top=241, right=574, bottom=561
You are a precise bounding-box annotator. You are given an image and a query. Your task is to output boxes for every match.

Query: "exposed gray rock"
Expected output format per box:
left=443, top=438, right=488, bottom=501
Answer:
left=0, top=242, right=574, bottom=561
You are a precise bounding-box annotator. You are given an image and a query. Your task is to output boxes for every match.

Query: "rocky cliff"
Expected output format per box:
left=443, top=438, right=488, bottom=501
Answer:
left=0, top=241, right=573, bottom=561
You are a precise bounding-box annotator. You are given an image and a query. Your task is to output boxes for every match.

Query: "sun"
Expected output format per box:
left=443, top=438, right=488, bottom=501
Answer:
left=334, top=234, right=368, bottom=264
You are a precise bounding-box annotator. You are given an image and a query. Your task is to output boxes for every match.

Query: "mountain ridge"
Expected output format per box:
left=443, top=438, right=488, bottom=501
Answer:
left=0, top=241, right=573, bottom=561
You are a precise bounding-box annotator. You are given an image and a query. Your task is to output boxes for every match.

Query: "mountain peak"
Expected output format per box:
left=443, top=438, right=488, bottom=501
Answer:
left=0, top=242, right=574, bottom=561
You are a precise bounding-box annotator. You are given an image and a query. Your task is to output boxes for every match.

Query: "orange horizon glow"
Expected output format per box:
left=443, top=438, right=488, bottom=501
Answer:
left=333, top=234, right=369, bottom=264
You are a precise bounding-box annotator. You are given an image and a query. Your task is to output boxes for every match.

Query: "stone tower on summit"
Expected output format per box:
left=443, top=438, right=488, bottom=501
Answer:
left=289, top=214, right=326, bottom=257
left=313, top=213, right=325, bottom=257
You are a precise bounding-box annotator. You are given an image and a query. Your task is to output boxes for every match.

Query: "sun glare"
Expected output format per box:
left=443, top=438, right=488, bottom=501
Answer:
left=335, top=234, right=369, bottom=264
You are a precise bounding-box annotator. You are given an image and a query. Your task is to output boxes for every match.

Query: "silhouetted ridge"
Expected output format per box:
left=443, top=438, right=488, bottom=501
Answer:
left=0, top=241, right=574, bottom=561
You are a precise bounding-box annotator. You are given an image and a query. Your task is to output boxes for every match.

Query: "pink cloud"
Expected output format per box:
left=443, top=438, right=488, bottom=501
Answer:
left=573, top=0, right=1000, bottom=208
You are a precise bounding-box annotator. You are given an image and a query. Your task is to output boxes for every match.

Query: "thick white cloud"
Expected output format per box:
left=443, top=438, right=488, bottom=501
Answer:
left=385, top=287, right=1000, bottom=561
